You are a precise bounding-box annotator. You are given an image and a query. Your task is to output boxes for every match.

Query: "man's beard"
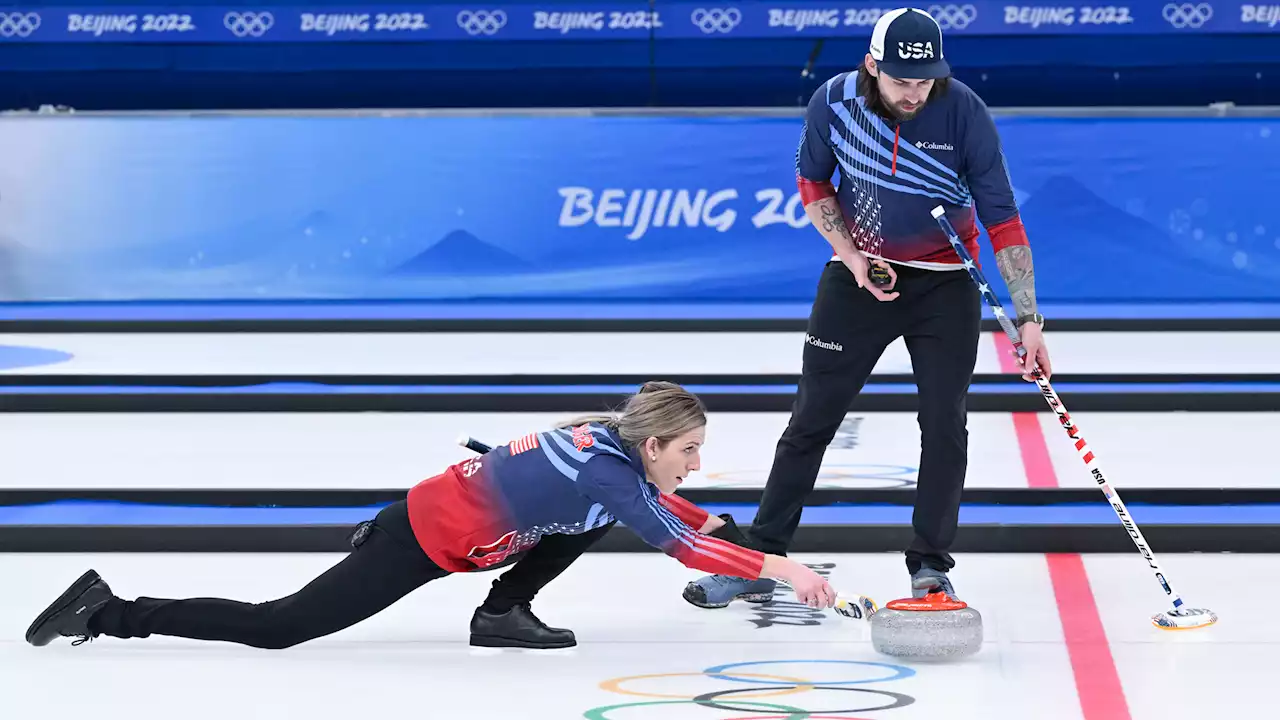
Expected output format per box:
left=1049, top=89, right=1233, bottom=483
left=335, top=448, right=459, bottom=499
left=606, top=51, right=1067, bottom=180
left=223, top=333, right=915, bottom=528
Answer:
left=890, top=100, right=924, bottom=121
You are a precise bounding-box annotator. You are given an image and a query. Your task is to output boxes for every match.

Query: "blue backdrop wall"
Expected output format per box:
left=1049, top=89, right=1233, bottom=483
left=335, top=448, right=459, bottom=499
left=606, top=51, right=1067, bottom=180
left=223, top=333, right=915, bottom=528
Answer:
left=0, top=110, right=1277, bottom=305
left=0, top=2, right=1277, bottom=110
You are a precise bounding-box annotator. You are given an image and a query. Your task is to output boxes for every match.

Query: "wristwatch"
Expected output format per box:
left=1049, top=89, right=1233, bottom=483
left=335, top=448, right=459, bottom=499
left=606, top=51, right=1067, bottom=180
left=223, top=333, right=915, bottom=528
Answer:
left=1015, top=312, right=1045, bottom=329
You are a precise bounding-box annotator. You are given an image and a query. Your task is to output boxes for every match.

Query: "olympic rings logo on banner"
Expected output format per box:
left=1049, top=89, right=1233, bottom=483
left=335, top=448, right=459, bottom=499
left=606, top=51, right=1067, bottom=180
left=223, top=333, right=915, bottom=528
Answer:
left=585, top=659, right=917, bottom=718
left=700, top=464, right=918, bottom=490
left=0, top=12, right=40, bottom=38
left=223, top=11, right=274, bottom=38
left=1162, top=3, right=1213, bottom=28
left=926, top=4, right=978, bottom=30
left=691, top=8, right=742, bottom=34
left=457, top=10, right=507, bottom=36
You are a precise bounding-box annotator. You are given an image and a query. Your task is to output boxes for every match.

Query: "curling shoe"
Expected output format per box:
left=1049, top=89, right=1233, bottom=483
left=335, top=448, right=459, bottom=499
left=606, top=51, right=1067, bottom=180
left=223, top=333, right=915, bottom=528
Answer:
left=469, top=603, right=576, bottom=649
left=683, top=574, right=776, bottom=609
left=910, top=567, right=959, bottom=601
left=25, top=569, right=114, bottom=647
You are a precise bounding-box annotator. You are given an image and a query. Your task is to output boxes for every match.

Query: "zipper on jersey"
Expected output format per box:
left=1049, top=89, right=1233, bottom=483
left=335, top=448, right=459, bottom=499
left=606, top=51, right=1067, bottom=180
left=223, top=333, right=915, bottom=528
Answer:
left=892, top=124, right=900, bottom=175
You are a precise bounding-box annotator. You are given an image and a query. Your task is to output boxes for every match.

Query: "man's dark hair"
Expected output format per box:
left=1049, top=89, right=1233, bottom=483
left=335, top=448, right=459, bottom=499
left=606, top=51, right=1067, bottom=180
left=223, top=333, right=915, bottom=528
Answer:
left=855, top=60, right=951, bottom=120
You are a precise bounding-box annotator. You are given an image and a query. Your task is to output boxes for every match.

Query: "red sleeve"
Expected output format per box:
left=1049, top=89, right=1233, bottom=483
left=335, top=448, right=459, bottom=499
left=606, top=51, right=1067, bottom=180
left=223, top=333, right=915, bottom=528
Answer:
left=797, top=175, right=836, bottom=205
left=574, top=457, right=766, bottom=579
left=987, top=213, right=1029, bottom=252
left=671, top=533, right=766, bottom=580
left=654, top=493, right=764, bottom=579
left=658, top=492, right=710, bottom=530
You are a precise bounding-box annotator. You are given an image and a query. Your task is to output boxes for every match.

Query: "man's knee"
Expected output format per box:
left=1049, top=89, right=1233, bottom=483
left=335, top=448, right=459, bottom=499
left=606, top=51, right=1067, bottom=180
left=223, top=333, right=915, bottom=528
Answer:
left=917, top=377, right=969, bottom=416
left=916, top=398, right=968, bottom=444
left=780, top=404, right=850, bottom=451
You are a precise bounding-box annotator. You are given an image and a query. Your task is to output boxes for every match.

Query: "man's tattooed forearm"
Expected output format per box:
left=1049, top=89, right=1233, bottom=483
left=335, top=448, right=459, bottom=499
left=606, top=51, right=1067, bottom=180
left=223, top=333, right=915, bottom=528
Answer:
left=995, top=245, right=1037, bottom=317
left=818, top=202, right=855, bottom=243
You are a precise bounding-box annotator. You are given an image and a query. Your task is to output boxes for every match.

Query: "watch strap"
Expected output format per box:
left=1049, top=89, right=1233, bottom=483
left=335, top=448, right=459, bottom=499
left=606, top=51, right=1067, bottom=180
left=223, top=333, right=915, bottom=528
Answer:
left=1015, top=312, right=1044, bottom=328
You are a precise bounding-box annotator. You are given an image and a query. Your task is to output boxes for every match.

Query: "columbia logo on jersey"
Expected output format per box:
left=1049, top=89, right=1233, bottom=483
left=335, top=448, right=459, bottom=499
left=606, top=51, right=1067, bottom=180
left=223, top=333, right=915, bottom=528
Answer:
left=916, top=140, right=954, bottom=151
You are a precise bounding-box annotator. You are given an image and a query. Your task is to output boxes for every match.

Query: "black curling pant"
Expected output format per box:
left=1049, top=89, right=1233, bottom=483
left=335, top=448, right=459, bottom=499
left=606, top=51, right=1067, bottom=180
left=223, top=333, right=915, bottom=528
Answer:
left=747, top=260, right=982, bottom=574
left=89, top=500, right=613, bottom=649
left=482, top=522, right=615, bottom=612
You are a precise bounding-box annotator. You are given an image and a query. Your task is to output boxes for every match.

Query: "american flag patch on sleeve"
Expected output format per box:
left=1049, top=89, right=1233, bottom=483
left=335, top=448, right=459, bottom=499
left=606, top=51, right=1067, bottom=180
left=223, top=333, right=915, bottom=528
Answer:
left=508, top=432, right=541, bottom=455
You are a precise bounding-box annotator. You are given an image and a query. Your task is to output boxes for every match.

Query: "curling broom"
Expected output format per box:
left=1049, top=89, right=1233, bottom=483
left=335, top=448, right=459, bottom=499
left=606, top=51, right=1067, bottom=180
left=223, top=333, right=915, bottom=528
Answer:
left=929, top=205, right=1216, bottom=630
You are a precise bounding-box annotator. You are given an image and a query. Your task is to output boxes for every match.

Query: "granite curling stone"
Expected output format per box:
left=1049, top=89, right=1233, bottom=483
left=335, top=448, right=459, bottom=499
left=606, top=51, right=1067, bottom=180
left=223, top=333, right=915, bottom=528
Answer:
left=870, top=592, right=983, bottom=660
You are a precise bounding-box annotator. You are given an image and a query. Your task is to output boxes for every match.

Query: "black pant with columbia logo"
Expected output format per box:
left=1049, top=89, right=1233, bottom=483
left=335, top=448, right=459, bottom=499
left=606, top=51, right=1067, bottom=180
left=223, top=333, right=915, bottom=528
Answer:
left=749, top=260, right=982, bottom=574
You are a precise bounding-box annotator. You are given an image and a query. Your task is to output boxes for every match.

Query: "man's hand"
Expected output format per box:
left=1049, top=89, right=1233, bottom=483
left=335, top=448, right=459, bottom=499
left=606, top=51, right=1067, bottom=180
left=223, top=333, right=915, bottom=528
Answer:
left=867, top=258, right=898, bottom=292
left=843, top=251, right=900, bottom=302
left=1014, top=323, right=1051, bottom=382
left=803, top=197, right=899, bottom=302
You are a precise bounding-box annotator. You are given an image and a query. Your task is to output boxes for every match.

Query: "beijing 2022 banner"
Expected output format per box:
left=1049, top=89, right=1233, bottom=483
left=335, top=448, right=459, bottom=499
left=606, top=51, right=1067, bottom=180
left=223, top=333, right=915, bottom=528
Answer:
left=0, top=3, right=1274, bottom=43
left=0, top=113, right=1278, bottom=303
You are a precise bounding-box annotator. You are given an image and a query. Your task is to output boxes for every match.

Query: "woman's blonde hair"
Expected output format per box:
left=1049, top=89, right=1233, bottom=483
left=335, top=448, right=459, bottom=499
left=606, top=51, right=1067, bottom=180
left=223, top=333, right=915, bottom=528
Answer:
left=557, top=381, right=706, bottom=450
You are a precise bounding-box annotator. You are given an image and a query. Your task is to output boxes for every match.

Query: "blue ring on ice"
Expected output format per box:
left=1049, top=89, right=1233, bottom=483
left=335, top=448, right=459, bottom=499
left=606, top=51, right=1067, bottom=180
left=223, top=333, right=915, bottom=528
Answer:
left=702, top=659, right=916, bottom=686
left=0, top=344, right=74, bottom=371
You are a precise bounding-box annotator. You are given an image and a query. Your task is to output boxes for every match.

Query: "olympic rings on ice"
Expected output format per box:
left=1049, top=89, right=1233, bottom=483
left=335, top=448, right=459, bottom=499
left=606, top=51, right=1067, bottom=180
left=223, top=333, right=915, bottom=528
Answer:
left=715, top=716, right=882, bottom=720
left=586, top=659, right=917, bottom=718
left=703, top=659, right=915, bottom=686
left=599, top=672, right=816, bottom=699
left=695, top=686, right=913, bottom=714
left=583, top=699, right=809, bottom=719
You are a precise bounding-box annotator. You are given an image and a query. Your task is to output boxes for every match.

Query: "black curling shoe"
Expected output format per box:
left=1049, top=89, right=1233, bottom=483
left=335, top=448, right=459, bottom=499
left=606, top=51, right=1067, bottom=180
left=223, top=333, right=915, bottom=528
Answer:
left=25, top=569, right=114, bottom=647
left=469, top=603, right=576, bottom=649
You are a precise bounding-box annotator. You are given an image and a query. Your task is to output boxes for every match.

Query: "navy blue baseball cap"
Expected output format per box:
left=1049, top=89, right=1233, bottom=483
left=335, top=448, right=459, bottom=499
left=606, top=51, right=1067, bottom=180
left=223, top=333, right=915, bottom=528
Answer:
left=869, top=8, right=951, bottom=80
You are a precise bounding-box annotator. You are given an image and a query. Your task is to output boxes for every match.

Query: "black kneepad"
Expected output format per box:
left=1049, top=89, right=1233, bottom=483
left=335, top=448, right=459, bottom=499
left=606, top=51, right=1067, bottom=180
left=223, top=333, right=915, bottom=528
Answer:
left=709, top=513, right=754, bottom=549
left=348, top=520, right=375, bottom=548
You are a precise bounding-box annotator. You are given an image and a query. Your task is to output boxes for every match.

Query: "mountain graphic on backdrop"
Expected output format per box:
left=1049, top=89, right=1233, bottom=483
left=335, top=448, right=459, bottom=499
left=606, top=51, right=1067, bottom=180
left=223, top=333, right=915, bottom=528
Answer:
left=295, top=210, right=336, bottom=234
left=1015, top=175, right=1212, bottom=295
left=388, top=230, right=533, bottom=276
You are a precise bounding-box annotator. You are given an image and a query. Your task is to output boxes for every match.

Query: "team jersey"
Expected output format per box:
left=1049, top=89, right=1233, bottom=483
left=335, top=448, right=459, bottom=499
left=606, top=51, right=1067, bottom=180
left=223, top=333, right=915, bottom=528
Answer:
left=404, top=421, right=766, bottom=579
left=795, top=69, right=1026, bottom=269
